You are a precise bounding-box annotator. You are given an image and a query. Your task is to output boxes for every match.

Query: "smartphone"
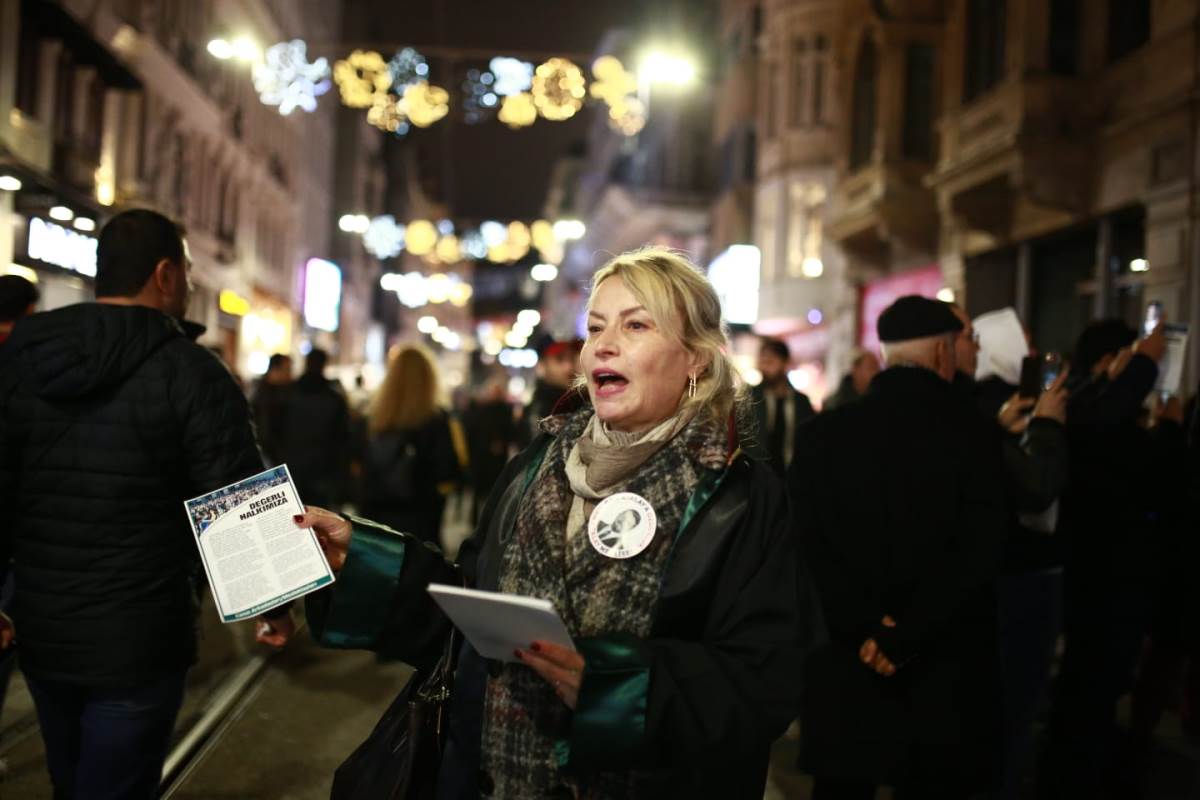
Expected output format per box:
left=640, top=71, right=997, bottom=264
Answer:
left=1144, top=301, right=1163, bottom=337
left=1041, top=353, right=1062, bottom=391
left=1019, top=356, right=1041, bottom=399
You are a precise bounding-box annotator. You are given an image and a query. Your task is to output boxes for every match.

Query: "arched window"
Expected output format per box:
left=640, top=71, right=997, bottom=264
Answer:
left=850, top=37, right=878, bottom=170
left=964, top=0, right=1007, bottom=102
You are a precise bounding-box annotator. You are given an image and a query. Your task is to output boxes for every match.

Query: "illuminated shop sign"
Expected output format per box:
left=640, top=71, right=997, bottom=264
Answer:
left=27, top=217, right=98, bottom=277
left=707, top=245, right=761, bottom=325
left=303, top=258, right=342, bottom=332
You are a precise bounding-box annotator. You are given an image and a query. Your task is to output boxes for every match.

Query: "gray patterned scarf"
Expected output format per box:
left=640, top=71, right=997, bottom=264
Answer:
left=481, top=406, right=729, bottom=799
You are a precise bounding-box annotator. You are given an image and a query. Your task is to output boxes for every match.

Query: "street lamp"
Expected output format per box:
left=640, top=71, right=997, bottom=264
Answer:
left=637, top=49, right=699, bottom=88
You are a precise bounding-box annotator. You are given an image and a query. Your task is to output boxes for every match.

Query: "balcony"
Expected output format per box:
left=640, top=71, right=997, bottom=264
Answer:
left=827, top=161, right=939, bottom=267
left=928, top=76, right=1096, bottom=241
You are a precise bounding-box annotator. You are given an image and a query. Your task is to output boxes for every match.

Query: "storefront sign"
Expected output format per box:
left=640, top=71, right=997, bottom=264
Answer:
left=27, top=217, right=97, bottom=277
left=859, top=265, right=945, bottom=355
left=303, top=258, right=342, bottom=332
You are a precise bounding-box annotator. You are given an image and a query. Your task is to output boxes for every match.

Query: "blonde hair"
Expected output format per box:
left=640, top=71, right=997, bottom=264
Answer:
left=370, top=343, right=442, bottom=434
left=578, top=247, right=744, bottom=424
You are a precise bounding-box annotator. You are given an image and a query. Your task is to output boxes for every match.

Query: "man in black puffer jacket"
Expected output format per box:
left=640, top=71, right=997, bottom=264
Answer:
left=0, top=209, right=293, bottom=799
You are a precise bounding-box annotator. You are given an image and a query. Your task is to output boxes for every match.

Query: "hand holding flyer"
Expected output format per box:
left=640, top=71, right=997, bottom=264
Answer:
left=185, top=465, right=335, bottom=623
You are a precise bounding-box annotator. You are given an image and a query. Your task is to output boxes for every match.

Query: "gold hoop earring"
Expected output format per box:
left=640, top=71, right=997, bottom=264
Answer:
left=688, top=374, right=697, bottom=398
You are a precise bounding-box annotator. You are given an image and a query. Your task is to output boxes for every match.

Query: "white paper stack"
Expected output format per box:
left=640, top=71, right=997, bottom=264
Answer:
left=428, top=584, right=575, bottom=663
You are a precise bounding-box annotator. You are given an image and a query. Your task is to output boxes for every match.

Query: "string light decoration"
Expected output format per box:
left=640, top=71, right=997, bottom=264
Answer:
left=334, top=50, right=393, bottom=108
left=435, top=234, right=462, bottom=263
left=402, top=81, right=450, bottom=127
left=589, top=56, right=636, bottom=106
left=367, top=94, right=409, bottom=134
left=531, top=58, right=586, bottom=121
left=253, top=40, right=331, bottom=115
left=531, top=220, right=563, bottom=265
left=462, top=68, right=499, bottom=124
left=363, top=215, right=406, bottom=259
left=608, top=95, right=647, bottom=136
left=498, top=92, right=538, bottom=128
left=489, top=57, right=535, bottom=96
left=405, top=220, right=439, bottom=256
left=388, top=47, right=429, bottom=88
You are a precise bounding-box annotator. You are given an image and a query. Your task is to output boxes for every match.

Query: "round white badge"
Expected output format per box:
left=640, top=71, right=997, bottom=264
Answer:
left=588, top=492, right=657, bottom=559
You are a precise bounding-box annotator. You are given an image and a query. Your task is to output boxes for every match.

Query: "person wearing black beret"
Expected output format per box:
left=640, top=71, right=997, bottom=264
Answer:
left=788, top=294, right=1008, bottom=799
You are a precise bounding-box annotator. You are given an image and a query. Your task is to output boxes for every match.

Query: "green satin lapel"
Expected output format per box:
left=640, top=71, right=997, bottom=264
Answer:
left=307, top=515, right=407, bottom=649
left=564, top=634, right=652, bottom=768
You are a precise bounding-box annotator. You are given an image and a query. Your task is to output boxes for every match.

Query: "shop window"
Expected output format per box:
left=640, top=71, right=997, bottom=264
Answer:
left=1048, top=0, right=1079, bottom=75
left=1107, top=0, right=1150, bottom=63
left=964, top=0, right=1007, bottom=102
left=850, top=37, right=878, bottom=171
left=903, top=44, right=935, bottom=160
left=790, top=38, right=807, bottom=129
left=813, top=36, right=828, bottom=124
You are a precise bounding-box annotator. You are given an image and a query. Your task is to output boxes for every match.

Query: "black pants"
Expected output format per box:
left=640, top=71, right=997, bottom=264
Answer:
left=27, top=670, right=187, bottom=800
left=812, top=778, right=968, bottom=800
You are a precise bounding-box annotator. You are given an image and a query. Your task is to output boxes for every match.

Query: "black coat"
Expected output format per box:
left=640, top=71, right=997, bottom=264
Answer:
left=747, top=384, right=816, bottom=474
left=280, top=373, right=350, bottom=506
left=788, top=366, right=1006, bottom=787
left=0, top=304, right=263, bottom=685
left=361, top=411, right=461, bottom=543
left=309, top=412, right=822, bottom=798
left=463, top=400, right=515, bottom=494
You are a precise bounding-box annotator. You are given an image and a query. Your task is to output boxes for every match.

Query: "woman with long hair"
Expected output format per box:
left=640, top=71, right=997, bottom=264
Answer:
left=361, top=343, right=461, bottom=545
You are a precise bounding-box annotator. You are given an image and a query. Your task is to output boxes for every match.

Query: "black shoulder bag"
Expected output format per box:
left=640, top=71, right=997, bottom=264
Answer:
left=330, top=626, right=458, bottom=800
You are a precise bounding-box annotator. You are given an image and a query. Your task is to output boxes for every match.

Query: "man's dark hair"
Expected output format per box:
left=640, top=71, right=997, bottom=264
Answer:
left=0, top=275, right=40, bottom=322
left=95, top=209, right=186, bottom=298
left=1074, top=319, right=1137, bottom=376
left=305, top=348, right=328, bottom=376
left=760, top=337, right=790, bottom=362
left=268, top=353, right=291, bottom=373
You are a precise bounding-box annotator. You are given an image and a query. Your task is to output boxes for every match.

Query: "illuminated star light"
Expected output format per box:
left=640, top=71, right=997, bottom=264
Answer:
left=388, top=47, right=429, bottom=89
left=334, top=50, right=392, bottom=108
left=254, top=40, right=331, bottom=115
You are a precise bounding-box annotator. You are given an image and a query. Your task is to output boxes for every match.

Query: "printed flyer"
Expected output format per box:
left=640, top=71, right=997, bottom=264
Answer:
left=185, top=465, right=334, bottom=623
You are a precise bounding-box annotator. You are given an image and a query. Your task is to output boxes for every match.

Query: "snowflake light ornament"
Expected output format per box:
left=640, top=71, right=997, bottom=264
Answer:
left=334, top=50, right=392, bottom=108
left=489, top=57, right=534, bottom=96
left=531, top=58, right=586, bottom=121
left=254, top=40, right=331, bottom=115
left=498, top=92, right=537, bottom=129
left=402, top=81, right=450, bottom=128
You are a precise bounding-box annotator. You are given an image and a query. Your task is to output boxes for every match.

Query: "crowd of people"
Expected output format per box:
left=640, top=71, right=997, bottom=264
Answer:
left=0, top=207, right=1196, bottom=800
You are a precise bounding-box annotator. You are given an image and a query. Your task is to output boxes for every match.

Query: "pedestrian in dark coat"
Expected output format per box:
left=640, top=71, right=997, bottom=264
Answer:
left=1038, top=320, right=1176, bottom=798
left=747, top=337, right=816, bottom=476
left=361, top=344, right=462, bottom=545
left=280, top=348, right=350, bottom=507
left=250, top=352, right=293, bottom=466
left=515, top=337, right=580, bottom=448
left=0, top=210, right=292, bottom=800
left=791, top=296, right=1007, bottom=799
left=463, top=379, right=516, bottom=524
left=299, top=248, right=821, bottom=799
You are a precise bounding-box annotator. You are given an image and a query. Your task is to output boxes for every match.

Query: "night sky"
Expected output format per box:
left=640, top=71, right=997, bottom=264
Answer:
left=345, top=0, right=662, bottom=220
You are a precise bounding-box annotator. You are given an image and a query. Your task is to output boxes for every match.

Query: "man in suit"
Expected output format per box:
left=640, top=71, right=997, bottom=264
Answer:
left=750, top=337, right=816, bottom=475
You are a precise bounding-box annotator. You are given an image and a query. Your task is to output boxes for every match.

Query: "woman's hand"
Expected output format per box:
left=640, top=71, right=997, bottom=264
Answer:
left=294, top=507, right=352, bottom=572
left=516, top=641, right=585, bottom=710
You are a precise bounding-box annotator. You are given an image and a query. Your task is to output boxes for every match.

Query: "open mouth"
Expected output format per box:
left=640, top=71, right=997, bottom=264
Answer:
left=592, top=368, right=629, bottom=395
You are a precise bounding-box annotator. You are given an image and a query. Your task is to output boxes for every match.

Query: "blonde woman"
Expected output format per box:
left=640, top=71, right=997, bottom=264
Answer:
left=361, top=343, right=461, bottom=544
left=299, top=248, right=820, bottom=798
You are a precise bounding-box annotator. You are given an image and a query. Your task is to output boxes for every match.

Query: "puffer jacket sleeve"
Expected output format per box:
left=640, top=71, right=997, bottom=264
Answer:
left=174, top=346, right=264, bottom=494
left=1003, top=417, right=1070, bottom=513
left=566, top=465, right=815, bottom=770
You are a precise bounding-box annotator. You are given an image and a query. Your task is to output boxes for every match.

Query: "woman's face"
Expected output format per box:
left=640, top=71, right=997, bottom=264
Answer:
left=582, top=276, right=701, bottom=433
